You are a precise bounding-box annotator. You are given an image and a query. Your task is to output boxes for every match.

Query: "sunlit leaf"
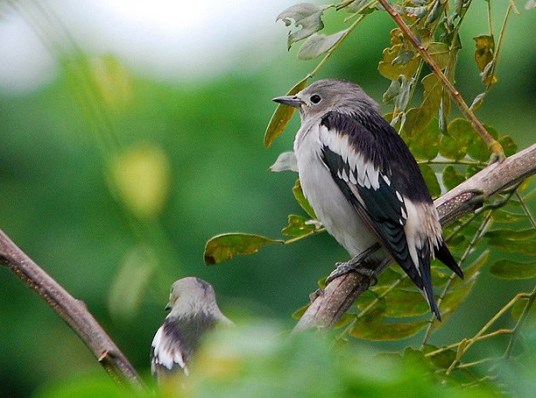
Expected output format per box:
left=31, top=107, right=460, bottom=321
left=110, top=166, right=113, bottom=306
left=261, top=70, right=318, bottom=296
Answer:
left=292, top=179, right=317, bottom=219
left=419, top=164, right=441, bottom=198
left=298, top=30, right=347, bottom=60
left=277, top=3, right=326, bottom=49
left=90, top=55, right=132, bottom=111
left=264, top=77, right=308, bottom=147
left=426, top=42, right=450, bottom=69
left=269, top=151, right=298, bottom=173
left=474, top=35, right=495, bottom=71
left=204, top=233, right=283, bottom=265
left=443, top=165, right=465, bottom=191
left=489, top=259, right=536, bottom=280
left=282, top=214, right=320, bottom=238
left=378, top=45, right=419, bottom=80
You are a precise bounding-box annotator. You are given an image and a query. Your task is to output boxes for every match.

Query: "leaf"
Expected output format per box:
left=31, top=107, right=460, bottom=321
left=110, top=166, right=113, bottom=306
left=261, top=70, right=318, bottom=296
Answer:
left=424, top=345, right=457, bottom=370
left=526, top=0, right=536, bottom=9
left=439, top=118, right=473, bottom=160
left=298, top=30, right=346, bottom=60
left=485, top=228, right=536, bottom=241
left=350, top=318, right=428, bottom=341
left=277, top=3, right=326, bottom=49
left=403, top=74, right=442, bottom=134
left=442, top=165, right=465, bottom=191
left=473, top=35, right=495, bottom=71
left=269, top=151, right=298, bottom=173
left=356, top=287, right=430, bottom=318
left=490, top=259, right=536, bottom=280
left=378, top=45, right=420, bottom=80
left=281, top=214, right=320, bottom=239
left=419, top=164, right=441, bottom=198
left=292, top=179, right=318, bottom=219
left=511, top=298, right=529, bottom=321
left=426, top=42, right=450, bottom=69
left=204, top=233, right=283, bottom=265
left=406, top=120, right=440, bottom=160
left=499, top=135, right=517, bottom=157
left=264, top=77, right=308, bottom=148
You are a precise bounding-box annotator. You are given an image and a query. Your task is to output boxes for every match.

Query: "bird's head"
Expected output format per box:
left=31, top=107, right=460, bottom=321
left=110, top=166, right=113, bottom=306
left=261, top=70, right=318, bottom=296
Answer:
left=165, top=277, right=216, bottom=314
left=272, top=79, right=379, bottom=122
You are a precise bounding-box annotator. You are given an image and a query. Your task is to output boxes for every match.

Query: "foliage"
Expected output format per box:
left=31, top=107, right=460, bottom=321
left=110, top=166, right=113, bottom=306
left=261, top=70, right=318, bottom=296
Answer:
left=205, top=0, right=536, bottom=394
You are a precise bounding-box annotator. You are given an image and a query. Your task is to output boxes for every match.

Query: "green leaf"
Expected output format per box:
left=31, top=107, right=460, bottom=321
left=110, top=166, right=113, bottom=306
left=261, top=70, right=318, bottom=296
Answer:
left=499, top=135, right=517, bottom=157
left=407, top=120, right=440, bottom=160
left=485, top=228, right=536, bottom=240
left=350, top=318, right=427, bottom=341
left=264, top=78, right=308, bottom=147
left=426, top=42, right=450, bottom=69
left=423, top=345, right=456, bottom=370
left=277, top=3, right=326, bottom=49
left=442, top=165, right=465, bottom=191
left=378, top=45, right=420, bottom=80
left=467, top=135, right=489, bottom=162
left=490, top=259, right=536, bottom=280
left=356, top=287, right=430, bottom=318
left=297, top=30, right=346, bottom=60
left=419, top=164, right=441, bottom=198
left=293, top=179, right=317, bottom=219
left=510, top=298, right=529, bottom=321
left=204, top=233, right=283, bottom=265
left=282, top=214, right=320, bottom=238
left=269, top=151, right=298, bottom=173
left=439, top=118, right=473, bottom=160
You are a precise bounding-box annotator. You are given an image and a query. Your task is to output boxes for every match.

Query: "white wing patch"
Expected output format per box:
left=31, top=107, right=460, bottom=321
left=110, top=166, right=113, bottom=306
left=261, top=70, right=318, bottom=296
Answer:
left=151, top=324, right=189, bottom=376
left=319, top=126, right=381, bottom=191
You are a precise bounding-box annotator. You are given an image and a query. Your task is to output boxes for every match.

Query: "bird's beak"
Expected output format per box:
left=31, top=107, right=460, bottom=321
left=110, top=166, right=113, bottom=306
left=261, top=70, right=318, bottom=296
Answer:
left=273, top=95, right=302, bottom=108
left=164, top=302, right=171, bottom=312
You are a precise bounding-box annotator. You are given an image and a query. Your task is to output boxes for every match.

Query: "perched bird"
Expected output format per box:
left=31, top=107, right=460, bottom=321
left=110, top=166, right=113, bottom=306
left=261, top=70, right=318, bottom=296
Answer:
left=273, top=79, right=463, bottom=319
left=150, top=277, right=232, bottom=380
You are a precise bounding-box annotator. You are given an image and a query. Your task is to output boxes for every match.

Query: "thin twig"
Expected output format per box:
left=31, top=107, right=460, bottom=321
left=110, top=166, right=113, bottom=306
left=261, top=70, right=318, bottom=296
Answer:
left=376, top=0, right=505, bottom=161
left=0, top=231, right=145, bottom=390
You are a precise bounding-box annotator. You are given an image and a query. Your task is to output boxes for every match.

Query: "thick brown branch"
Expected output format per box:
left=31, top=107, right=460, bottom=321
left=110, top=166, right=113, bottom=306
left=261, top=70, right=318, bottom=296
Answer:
left=0, top=231, right=145, bottom=390
left=376, top=0, right=504, bottom=160
left=294, top=143, right=536, bottom=332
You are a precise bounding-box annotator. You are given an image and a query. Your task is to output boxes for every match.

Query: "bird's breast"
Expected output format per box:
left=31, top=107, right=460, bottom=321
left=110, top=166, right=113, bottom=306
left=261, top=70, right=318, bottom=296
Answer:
left=294, top=125, right=378, bottom=257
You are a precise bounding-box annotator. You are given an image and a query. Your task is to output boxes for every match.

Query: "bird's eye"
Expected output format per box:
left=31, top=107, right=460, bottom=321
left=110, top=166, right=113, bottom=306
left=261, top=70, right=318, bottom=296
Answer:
left=310, top=94, right=322, bottom=104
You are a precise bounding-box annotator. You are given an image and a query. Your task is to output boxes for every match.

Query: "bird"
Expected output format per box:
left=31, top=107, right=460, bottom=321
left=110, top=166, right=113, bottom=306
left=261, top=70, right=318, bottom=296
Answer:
left=150, top=277, right=233, bottom=380
left=272, top=79, right=463, bottom=320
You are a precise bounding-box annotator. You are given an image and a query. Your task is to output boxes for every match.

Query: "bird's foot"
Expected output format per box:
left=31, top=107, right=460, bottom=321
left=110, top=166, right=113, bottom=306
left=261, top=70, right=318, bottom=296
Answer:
left=326, top=243, right=381, bottom=287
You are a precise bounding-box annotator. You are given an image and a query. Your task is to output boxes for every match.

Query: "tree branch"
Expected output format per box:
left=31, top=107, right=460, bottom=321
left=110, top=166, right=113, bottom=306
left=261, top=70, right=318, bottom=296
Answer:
left=294, top=143, right=536, bottom=332
left=0, top=231, right=146, bottom=390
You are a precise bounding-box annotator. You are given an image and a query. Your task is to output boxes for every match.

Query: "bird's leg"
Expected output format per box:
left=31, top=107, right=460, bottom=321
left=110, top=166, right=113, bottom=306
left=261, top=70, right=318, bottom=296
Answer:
left=326, top=243, right=382, bottom=286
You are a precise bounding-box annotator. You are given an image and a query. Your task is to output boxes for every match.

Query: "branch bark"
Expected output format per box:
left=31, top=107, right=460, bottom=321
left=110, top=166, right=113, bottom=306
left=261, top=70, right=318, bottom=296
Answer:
left=0, top=231, right=145, bottom=390
left=294, top=143, right=536, bottom=332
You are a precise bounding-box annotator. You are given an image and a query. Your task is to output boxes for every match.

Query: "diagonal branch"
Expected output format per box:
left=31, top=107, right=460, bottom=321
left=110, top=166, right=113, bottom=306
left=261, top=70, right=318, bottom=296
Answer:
left=0, top=231, right=146, bottom=390
left=376, top=0, right=504, bottom=161
left=294, top=143, right=536, bottom=332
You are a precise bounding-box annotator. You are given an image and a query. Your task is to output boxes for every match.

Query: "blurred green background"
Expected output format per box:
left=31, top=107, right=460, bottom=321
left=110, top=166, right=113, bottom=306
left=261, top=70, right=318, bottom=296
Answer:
left=1, top=1, right=535, bottom=397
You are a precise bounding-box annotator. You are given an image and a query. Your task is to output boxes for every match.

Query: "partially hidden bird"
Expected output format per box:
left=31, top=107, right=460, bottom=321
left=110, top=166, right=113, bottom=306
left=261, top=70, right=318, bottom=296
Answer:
left=273, top=79, right=463, bottom=320
left=150, top=277, right=233, bottom=380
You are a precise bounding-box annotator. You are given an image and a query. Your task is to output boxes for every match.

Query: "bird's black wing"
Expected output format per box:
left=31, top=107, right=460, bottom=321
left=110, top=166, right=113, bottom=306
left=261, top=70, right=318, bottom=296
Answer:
left=150, top=319, right=189, bottom=378
left=319, top=110, right=450, bottom=317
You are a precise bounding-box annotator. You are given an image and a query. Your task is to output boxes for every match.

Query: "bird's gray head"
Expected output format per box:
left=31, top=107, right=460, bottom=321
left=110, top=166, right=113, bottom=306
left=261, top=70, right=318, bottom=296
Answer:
left=165, top=277, right=217, bottom=316
left=273, top=79, right=379, bottom=122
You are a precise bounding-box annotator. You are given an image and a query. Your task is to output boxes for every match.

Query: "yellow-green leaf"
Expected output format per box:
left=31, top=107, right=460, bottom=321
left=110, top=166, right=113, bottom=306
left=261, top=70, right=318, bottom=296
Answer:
left=282, top=214, right=320, bottom=238
left=378, top=45, right=420, bottom=80
left=292, top=179, right=317, bottom=219
left=419, top=164, right=441, bottom=198
left=264, top=78, right=308, bottom=148
left=204, top=233, right=283, bottom=265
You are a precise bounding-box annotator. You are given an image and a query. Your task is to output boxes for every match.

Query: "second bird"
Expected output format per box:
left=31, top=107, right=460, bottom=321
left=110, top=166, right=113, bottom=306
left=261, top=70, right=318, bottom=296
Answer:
left=273, top=79, right=463, bottom=320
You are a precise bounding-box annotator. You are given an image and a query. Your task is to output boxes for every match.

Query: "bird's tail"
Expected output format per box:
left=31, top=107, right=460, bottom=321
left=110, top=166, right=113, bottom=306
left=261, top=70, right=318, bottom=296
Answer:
left=435, top=240, right=464, bottom=279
